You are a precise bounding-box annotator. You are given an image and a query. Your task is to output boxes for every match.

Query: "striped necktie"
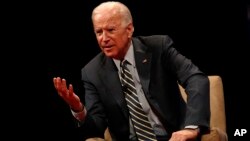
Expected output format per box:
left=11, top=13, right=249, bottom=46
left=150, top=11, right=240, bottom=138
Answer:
left=120, top=60, right=157, bottom=141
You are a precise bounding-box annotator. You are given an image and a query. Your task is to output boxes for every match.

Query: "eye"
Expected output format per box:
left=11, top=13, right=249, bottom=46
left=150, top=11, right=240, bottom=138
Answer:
left=107, top=28, right=115, bottom=33
left=95, top=29, right=102, bottom=35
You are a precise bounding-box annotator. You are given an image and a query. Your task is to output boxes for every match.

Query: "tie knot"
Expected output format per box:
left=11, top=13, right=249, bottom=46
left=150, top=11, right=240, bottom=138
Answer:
left=120, top=59, right=129, bottom=68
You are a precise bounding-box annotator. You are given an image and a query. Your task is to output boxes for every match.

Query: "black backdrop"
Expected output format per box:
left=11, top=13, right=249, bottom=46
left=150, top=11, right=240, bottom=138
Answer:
left=38, top=0, right=248, bottom=140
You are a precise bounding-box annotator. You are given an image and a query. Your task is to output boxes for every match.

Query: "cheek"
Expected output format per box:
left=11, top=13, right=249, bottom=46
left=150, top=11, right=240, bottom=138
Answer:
left=96, top=37, right=102, bottom=44
left=115, top=43, right=123, bottom=51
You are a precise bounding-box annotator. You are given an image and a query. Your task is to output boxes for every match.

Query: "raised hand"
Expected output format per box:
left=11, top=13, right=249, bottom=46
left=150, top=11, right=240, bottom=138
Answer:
left=53, top=77, right=83, bottom=112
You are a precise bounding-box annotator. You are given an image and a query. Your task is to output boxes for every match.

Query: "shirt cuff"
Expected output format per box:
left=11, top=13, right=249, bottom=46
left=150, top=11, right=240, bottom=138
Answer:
left=71, top=106, right=87, bottom=122
left=185, top=125, right=200, bottom=133
left=185, top=125, right=199, bottom=129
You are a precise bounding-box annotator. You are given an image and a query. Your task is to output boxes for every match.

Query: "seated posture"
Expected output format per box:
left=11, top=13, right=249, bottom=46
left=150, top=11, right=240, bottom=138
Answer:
left=53, top=1, right=210, bottom=141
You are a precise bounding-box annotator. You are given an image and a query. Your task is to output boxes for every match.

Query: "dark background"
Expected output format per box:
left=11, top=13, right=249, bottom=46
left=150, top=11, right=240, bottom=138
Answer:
left=25, top=0, right=248, bottom=140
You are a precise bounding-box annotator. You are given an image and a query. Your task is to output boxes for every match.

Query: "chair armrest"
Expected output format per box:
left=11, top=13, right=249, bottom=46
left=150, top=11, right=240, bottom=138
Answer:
left=201, top=127, right=228, bottom=141
left=85, top=128, right=111, bottom=141
left=86, top=127, right=228, bottom=141
left=85, top=138, right=105, bottom=141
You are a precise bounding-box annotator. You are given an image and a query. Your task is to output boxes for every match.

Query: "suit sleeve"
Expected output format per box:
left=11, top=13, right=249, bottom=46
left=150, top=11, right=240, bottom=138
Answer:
left=78, top=68, right=107, bottom=139
left=161, top=35, right=210, bottom=133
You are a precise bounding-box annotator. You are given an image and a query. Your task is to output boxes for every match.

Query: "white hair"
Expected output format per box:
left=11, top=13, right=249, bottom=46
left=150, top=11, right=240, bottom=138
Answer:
left=92, top=1, right=133, bottom=26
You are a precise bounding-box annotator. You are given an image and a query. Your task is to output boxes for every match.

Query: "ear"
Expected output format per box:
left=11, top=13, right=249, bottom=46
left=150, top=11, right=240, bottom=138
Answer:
left=127, top=22, right=134, bottom=38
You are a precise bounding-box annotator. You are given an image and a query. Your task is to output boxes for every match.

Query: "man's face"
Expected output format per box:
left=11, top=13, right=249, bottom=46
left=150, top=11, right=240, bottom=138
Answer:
left=92, top=12, right=133, bottom=60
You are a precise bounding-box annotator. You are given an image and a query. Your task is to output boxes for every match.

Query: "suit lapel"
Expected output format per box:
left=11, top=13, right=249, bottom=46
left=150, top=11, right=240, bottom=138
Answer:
left=132, top=38, right=166, bottom=119
left=133, top=38, right=152, bottom=95
left=98, top=57, right=129, bottom=119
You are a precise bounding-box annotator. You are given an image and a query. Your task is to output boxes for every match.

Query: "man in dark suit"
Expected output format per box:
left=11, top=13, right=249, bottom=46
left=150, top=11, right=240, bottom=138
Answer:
left=53, top=1, right=210, bottom=141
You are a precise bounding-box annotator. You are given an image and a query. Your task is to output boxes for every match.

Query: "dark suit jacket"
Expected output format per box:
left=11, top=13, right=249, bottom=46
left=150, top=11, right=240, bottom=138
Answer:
left=80, top=35, right=210, bottom=140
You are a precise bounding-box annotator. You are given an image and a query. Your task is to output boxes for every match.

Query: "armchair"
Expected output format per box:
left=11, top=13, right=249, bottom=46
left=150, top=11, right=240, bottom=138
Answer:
left=86, top=75, right=228, bottom=141
left=179, top=75, right=228, bottom=141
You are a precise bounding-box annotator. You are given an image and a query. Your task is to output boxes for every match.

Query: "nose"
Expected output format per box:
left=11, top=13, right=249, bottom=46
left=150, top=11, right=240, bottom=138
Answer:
left=102, top=31, right=110, bottom=42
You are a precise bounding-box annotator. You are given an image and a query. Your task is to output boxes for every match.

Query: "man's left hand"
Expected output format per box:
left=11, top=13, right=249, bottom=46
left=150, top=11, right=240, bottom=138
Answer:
left=169, top=129, right=199, bottom=141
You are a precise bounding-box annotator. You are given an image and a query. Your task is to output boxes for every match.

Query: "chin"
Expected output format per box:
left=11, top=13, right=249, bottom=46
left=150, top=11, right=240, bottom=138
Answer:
left=104, top=52, right=115, bottom=58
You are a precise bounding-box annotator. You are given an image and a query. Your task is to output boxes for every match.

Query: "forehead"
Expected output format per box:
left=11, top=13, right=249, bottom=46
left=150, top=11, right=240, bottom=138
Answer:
left=93, top=13, right=122, bottom=27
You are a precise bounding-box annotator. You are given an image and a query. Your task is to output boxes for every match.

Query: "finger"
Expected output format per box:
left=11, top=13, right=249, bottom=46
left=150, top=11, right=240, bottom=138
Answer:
left=53, top=77, right=60, bottom=88
left=68, top=84, right=74, bottom=96
left=61, top=79, right=69, bottom=97
left=54, top=77, right=63, bottom=96
left=56, top=77, right=63, bottom=90
left=53, top=77, right=57, bottom=88
left=53, top=77, right=59, bottom=89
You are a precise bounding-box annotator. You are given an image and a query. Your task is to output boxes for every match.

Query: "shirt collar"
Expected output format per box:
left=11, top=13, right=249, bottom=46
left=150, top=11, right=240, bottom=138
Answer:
left=113, top=41, right=135, bottom=69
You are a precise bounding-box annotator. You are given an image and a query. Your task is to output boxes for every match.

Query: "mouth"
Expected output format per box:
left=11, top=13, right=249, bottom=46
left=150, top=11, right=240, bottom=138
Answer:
left=102, top=45, right=114, bottom=51
left=103, top=45, right=113, bottom=48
